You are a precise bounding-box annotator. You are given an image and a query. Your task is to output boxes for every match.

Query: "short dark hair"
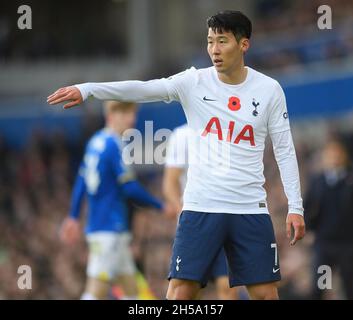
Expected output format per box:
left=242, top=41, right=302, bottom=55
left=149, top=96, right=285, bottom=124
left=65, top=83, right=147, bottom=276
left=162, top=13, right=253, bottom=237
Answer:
left=207, top=10, right=252, bottom=42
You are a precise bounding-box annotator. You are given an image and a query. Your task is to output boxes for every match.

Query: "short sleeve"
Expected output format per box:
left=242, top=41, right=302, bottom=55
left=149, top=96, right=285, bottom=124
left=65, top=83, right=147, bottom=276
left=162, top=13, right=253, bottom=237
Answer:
left=268, top=82, right=291, bottom=135
left=163, top=67, right=198, bottom=103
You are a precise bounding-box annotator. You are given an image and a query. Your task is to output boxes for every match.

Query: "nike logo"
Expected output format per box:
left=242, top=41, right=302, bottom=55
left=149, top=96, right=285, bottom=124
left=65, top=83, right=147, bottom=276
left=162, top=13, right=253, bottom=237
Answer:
left=272, top=267, right=280, bottom=273
left=203, top=96, right=217, bottom=101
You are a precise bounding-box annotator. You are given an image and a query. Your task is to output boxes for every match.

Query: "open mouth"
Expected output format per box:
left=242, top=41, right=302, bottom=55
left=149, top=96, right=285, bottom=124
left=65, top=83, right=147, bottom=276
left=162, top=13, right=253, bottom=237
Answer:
left=213, top=59, right=223, bottom=66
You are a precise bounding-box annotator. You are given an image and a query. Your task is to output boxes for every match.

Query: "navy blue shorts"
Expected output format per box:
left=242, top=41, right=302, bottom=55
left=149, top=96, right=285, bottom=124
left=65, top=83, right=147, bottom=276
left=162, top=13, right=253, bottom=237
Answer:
left=210, top=249, right=228, bottom=279
left=168, top=211, right=281, bottom=288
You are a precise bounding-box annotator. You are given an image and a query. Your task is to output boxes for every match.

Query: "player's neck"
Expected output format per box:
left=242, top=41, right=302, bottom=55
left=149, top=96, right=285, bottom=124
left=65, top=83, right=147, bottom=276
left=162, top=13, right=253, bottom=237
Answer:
left=106, top=125, right=123, bottom=136
left=115, top=128, right=124, bottom=135
left=217, top=62, right=247, bottom=85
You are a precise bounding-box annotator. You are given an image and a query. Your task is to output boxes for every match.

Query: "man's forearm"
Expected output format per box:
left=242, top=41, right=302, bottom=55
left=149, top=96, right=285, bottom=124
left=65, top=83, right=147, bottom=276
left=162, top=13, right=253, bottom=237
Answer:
left=163, top=182, right=182, bottom=209
left=69, top=174, right=86, bottom=219
left=162, top=168, right=183, bottom=209
left=121, top=180, right=163, bottom=210
left=75, top=79, right=170, bottom=103
left=271, top=130, right=304, bottom=215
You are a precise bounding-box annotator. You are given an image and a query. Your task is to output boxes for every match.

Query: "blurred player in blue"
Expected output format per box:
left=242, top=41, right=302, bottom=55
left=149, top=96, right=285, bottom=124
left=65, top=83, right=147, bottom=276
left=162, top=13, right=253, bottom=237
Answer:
left=60, top=101, right=167, bottom=300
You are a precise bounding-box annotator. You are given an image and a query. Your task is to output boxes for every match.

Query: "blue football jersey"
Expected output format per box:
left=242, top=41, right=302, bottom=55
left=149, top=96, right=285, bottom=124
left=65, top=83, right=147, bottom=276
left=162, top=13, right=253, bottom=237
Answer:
left=70, top=128, right=134, bottom=233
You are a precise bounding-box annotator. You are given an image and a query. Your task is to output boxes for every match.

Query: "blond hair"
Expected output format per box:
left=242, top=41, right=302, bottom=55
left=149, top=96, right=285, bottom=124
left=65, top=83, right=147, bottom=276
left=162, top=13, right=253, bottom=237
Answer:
left=103, top=101, right=137, bottom=116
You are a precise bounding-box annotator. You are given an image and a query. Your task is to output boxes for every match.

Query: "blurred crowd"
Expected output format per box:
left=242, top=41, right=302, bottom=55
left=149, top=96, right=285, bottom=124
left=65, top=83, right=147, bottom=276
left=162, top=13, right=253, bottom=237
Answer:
left=0, top=130, right=85, bottom=299
left=247, top=0, right=353, bottom=73
left=253, top=0, right=353, bottom=34
left=192, top=0, right=353, bottom=73
left=1, top=115, right=353, bottom=299
left=193, top=0, right=353, bottom=75
left=1, top=0, right=353, bottom=74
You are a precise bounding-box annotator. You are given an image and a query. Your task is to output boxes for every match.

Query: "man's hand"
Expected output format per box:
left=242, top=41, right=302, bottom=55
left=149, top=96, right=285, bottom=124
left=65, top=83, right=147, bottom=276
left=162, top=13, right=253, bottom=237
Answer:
left=47, top=86, right=83, bottom=109
left=59, top=217, right=81, bottom=245
left=286, top=213, right=305, bottom=246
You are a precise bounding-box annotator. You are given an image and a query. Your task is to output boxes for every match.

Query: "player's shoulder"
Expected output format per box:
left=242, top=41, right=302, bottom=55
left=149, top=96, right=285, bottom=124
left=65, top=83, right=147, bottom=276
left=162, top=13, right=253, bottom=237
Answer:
left=168, top=66, right=212, bottom=84
left=248, top=66, right=283, bottom=92
left=87, top=129, right=119, bottom=152
left=191, top=66, right=215, bottom=80
left=87, top=129, right=105, bottom=146
left=103, top=129, right=123, bottom=150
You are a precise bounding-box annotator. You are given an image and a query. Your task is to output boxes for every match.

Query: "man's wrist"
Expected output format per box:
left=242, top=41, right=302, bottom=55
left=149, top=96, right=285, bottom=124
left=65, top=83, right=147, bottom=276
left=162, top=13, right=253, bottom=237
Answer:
left=74, top=83, right=90, bottom=101
left=287, top=210, right=304, bottom=216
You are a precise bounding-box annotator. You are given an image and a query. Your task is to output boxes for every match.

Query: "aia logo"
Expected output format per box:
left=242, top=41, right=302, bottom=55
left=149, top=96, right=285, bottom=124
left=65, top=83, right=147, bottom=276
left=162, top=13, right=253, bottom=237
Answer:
left=202, top=117, right=255, bottom=146
left=228, top=96, right=241, bottom=111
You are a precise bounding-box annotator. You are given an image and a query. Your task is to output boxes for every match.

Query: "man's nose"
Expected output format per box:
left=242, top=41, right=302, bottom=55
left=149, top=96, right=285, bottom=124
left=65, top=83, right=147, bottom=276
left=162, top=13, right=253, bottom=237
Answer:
left=212, top=44, right=221, bottom=55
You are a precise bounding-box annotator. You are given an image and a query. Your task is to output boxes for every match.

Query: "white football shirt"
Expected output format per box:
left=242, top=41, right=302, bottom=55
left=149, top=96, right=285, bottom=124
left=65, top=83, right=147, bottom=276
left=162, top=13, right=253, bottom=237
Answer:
left=165, top=123, right=191, bottom=192
left=76, top=66, right=303, bottom=215
left=163, top=66, right=291, bottom=214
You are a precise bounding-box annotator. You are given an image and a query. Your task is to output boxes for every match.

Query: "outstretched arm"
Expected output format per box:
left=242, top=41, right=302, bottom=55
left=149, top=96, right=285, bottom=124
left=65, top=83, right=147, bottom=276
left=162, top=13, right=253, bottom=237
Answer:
left=270, top=129, right=305, bottom=246
left=47, top=67, right=196, bottom=108
left=47, top=79, right=171, bottom=109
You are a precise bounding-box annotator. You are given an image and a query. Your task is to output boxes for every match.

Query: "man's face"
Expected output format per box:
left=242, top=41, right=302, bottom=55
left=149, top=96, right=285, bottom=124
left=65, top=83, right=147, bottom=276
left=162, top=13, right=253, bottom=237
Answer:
left=109, top=108, right=137, bottom=133
left=322, top=142, right=348, bottom=170
left=207, top=28, right=248, bottom=73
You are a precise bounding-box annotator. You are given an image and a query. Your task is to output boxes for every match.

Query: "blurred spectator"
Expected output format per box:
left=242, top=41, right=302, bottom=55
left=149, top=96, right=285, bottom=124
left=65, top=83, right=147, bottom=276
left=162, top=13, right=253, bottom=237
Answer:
left=305, top=139, right=353, bottom=299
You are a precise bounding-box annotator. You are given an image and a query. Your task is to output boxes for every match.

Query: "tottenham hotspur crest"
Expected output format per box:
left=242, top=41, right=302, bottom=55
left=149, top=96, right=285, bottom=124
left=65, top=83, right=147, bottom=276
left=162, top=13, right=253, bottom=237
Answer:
left=252, top=99, right=260, bottom=116
left=176, top=256, right=181, bottom=271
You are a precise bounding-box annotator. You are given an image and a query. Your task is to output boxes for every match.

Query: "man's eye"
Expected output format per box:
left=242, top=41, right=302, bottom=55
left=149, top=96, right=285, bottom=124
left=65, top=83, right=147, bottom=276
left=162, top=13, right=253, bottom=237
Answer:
left=207, top=41, right=213, bottom=44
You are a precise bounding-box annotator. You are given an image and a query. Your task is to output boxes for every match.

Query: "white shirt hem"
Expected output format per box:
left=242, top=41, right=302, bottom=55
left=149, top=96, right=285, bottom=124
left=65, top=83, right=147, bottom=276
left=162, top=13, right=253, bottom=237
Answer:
left=182, top=204, right=269, bottom=214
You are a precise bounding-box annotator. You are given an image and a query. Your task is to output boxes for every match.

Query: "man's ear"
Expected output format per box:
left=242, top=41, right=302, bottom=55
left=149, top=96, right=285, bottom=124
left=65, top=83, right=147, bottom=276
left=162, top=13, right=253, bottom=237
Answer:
left=241, top=38, right=250, bottom=53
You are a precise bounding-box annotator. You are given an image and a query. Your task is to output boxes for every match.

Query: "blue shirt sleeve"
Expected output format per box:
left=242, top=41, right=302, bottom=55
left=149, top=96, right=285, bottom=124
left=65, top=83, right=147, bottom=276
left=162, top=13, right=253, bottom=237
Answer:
left=107, top=136, right=163, bottom=210
left=121, top=180, right=163, bottom=210
left=69, top=165, right=86, bottom=219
